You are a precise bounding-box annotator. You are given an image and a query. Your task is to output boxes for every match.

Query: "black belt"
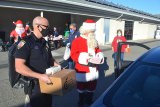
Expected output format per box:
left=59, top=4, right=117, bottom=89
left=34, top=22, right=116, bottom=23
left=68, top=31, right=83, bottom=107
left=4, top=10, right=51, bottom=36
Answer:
left=81, top=62, right=97, bottom=67
left=88, top=62, right=97, bottom=67
left=32, top=79, right=39, bottom=85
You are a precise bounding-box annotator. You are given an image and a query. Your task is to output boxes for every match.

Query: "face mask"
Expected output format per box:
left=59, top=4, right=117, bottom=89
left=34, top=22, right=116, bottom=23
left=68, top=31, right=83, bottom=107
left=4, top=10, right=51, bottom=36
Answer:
left=39, top=26, right=50, bottom=37
left=70, top=29, right=74, bottom=34
left=118, top=33, right=121, bottom=36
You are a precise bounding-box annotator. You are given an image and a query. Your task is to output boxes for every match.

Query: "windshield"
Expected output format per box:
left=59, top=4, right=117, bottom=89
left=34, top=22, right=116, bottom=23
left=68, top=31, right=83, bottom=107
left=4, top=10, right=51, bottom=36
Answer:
left=104, top=63, right=160, bottom=107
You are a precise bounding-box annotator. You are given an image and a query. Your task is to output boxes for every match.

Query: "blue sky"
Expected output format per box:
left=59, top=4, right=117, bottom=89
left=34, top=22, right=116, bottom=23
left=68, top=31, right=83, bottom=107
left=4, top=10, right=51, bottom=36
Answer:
left=107, top=0, right=160, bottom=15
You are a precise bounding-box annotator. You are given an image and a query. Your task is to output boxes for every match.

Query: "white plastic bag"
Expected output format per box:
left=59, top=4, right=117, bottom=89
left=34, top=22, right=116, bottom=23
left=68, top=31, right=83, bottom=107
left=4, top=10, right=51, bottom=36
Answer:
left=46, top=66, right=61, bottom=75
left=63, top=43, right=71, bottom=60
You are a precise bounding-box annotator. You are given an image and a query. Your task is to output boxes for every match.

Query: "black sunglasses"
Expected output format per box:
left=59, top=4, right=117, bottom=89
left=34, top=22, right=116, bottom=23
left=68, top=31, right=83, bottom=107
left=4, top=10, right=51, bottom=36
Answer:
left=38, top=24, right=49, bottom=29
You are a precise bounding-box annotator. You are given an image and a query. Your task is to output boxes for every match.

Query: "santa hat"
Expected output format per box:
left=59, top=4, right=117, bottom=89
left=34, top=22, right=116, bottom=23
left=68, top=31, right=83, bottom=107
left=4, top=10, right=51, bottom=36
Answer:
left=13, top=20, right=23, bottom=27
left=82, top=19, right=96, bottom=31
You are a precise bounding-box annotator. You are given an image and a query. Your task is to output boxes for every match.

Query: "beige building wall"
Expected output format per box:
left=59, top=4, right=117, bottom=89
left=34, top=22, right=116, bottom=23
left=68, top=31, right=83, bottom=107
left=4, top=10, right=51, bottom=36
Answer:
left=133, top=21, right=157, bottom=40
left=147, top=24, right=157, bottom=39
left=95, top=18, right=105, bottom=45
left=95, top=18, right=110, bottom=45
left=109, top=19, right=125, bottom=43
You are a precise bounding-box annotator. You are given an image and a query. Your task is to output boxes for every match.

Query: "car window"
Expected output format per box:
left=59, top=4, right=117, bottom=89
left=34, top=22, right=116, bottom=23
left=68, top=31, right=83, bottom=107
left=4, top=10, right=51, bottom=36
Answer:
left=123, top=45, right=148, bottom=61
left=105, top=64, right=160, bottom=107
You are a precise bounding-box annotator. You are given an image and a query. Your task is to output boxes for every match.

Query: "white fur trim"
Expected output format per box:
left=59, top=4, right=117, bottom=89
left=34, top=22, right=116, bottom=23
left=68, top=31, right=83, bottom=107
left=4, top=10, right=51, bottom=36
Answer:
left=96, top=52, right=104, bottom=64
left=82, top=22, right=96, bottom=30
left=16, top=24, right=23, bottom=27
left=76, top=69, right=99, bottom=82
left=78, top=52, right=89, bottom=65
left=80, top=35, right=87, bottom=39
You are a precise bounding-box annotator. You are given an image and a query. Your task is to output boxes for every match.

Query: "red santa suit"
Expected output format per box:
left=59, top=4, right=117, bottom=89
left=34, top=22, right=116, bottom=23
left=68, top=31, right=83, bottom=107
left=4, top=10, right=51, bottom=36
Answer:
left=10, top=20, right=29, bottom=43
left=71, top=19, right=105, bottom=106
left=71, top=22, right=104, bottom=93
left=112, top=36, right=127, bottom=52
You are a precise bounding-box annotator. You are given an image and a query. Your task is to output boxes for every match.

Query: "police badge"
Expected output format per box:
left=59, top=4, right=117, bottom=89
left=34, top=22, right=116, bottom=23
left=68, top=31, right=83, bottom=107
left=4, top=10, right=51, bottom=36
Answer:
left=17, top=40, right=26, bottom=49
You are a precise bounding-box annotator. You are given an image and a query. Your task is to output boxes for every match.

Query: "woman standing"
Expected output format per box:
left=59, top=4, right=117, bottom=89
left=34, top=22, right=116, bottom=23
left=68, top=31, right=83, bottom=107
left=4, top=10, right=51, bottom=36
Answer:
left=112, top=29, right=127, bottom=67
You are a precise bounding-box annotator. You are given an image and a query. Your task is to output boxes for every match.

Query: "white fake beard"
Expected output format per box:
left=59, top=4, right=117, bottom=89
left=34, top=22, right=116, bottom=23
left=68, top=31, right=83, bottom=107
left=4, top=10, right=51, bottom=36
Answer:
left=87, top=33, right=98, bottom=49
left=15, top=27, right=25, bottom=35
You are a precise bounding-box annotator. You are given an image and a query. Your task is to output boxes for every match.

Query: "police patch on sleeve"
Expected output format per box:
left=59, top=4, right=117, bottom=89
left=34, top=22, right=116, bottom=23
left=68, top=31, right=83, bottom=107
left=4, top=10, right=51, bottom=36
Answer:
left=17, top=40, right=26, bottom=49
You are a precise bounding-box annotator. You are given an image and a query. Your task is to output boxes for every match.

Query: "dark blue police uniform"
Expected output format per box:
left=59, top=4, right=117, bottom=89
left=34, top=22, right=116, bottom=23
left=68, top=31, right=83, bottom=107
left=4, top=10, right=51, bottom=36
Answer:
left=53, top=31, right=59, bottom=49
left=68, top=31, right=80, bottom=69
left=68, top=30, right=80, bottom=46
left=15, top=33, right=54, bottom=107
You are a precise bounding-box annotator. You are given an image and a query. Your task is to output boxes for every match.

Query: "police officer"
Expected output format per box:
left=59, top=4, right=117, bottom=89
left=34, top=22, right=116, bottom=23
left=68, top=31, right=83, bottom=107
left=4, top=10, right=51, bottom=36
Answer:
left=15, top=16, right=60, bottom=107
left=68, top=23, right=80, bottom=69
left=53, top=27, right=59, bottom=49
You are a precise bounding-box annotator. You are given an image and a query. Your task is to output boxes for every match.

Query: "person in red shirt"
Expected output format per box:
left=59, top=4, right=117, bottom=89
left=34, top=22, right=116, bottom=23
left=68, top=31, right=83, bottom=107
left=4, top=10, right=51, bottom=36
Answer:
left=71, top=19, right=104, bottom=107
left=10, top=20, right=29, bottom=44
left=112, top=29, right=127, bottom=66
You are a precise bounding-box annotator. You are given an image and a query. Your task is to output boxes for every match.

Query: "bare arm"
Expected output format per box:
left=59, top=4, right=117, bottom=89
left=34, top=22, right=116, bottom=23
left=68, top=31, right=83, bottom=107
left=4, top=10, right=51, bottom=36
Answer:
left=15, top=58, right=51, bottom=83
left=53, top=60, right=60, bottom=67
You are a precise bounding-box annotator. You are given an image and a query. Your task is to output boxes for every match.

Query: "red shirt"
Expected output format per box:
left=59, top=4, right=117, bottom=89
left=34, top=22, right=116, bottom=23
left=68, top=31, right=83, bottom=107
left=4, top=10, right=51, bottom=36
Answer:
left=112, top=36, right=127, bottom=52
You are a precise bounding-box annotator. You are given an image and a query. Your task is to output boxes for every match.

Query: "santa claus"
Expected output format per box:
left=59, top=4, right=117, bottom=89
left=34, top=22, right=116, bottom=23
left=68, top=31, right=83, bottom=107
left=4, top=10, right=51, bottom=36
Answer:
left=71, top=19, right=104, bottom=107
left=10, top=20, right=29, bottom=44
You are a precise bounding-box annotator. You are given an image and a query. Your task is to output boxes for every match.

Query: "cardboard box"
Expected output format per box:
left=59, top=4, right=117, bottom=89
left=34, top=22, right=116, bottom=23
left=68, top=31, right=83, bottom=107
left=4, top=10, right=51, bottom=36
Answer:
left=39, top=69, right=76, bottom=96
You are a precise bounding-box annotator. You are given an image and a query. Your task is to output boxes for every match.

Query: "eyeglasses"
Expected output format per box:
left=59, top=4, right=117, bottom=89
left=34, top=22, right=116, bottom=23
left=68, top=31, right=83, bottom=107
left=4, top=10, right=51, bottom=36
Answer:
left=37, top=24, right=49, bottom=29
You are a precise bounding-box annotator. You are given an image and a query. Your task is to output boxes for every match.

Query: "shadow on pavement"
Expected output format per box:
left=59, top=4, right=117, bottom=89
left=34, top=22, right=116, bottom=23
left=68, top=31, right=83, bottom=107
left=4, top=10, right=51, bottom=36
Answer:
left=97, top=57, right=109, bottom=74
left=94, top=57, right=115, bottom=102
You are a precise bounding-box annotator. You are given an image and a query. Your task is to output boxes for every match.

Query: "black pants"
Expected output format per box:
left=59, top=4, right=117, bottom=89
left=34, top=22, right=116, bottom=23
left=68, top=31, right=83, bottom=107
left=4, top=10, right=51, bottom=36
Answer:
left=29, top=84, right=52, bottom=107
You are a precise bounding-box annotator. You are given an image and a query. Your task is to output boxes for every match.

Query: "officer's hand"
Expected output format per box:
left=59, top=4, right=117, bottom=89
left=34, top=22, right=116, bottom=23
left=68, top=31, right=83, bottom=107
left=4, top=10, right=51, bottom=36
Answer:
left=39, top=74, right=52, bottom=84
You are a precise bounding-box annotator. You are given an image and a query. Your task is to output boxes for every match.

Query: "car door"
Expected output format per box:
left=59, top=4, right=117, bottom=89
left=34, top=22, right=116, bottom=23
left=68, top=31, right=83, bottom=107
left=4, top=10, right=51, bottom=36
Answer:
left=115, top=42, right=150, bottom=78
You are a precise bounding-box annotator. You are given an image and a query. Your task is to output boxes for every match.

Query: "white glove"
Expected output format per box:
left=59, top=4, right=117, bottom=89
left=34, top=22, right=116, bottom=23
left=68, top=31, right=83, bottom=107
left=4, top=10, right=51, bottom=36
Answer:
left=88, top=57, right=102, bottom=64
left=95, top=52, right=104, bottom=64
left=46, top=66, right=61, bottom=75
